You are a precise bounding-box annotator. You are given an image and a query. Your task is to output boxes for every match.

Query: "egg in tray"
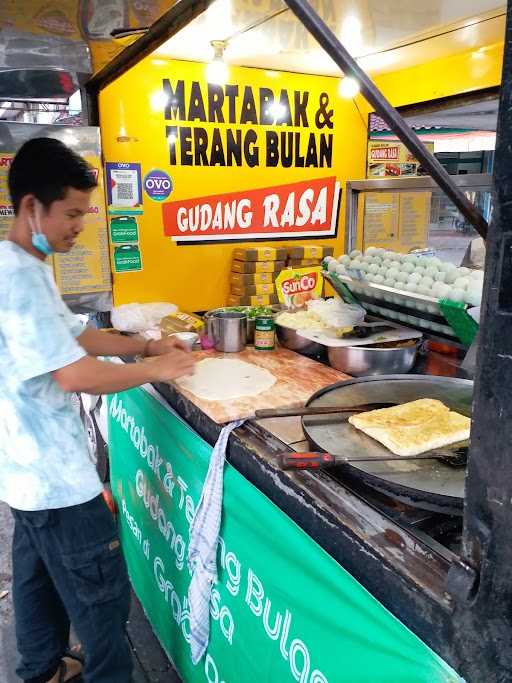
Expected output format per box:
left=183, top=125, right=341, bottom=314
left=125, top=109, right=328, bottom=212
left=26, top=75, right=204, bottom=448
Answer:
left=323, top=248, right=481, bottom=346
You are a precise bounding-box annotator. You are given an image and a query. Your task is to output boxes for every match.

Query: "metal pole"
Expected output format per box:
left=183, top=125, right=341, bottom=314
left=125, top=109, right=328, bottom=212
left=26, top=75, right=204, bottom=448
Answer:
left=282, top=0, right=488, bottom=240
left=85, top=0, right=215, bottom=124
left=449, top=3, right=512, bottom=680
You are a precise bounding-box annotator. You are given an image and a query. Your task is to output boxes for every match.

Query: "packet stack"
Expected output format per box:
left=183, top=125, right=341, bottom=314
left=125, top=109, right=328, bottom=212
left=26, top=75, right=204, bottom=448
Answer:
left=228, top=247, right=285, bottom=306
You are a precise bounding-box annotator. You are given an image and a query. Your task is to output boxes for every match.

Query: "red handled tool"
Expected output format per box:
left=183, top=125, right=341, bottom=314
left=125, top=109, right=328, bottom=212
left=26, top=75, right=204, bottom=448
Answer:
left=279, top=450, right=464, bottom=470
left=280, top=452, right=338, bottom=469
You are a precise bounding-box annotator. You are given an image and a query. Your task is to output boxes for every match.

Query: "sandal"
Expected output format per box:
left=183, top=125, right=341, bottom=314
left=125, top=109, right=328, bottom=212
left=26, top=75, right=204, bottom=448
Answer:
left=64, top=645, right=85, bottom=665
left=57, top=656, right=83, bottom=682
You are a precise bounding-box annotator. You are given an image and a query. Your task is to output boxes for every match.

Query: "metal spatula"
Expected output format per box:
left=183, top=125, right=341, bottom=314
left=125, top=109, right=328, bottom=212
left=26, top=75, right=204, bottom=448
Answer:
left=279, top=447, right=468, bottom=470
left=255, top=402, right=395, bottom=419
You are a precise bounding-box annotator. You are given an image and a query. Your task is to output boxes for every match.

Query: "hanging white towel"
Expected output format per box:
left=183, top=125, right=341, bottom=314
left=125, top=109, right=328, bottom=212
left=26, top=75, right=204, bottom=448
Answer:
left=187, top=419, right=244, bottom=664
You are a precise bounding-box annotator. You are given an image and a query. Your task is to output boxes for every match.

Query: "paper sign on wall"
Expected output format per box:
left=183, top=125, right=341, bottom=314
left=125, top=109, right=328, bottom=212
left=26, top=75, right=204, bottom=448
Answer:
left=110, top=215, right=139, bottom=243
left=106, top=162, right=143, bottom=214
left=113, top=244, right=143, bottom=273
left=0, top=150, right=110, bottom=295
left=0, top=155, right=14, bottom=241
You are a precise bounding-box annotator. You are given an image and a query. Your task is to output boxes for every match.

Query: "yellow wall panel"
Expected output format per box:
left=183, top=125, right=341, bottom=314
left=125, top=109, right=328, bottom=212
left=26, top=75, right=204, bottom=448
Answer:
left=359, top=42, right=503, bottom=114
left=99, top=57, right=368, bottom=311
left=98, top=37, right=504, bottom=312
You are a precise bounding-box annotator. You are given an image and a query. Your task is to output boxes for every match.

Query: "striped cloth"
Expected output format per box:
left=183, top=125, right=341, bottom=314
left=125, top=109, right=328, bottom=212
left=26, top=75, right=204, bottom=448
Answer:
left=187, top=420, right=244, bottom=664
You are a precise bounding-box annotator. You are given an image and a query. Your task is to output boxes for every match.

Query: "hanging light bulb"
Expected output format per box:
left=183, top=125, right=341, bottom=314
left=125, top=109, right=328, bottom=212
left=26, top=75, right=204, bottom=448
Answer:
left=150, top=91, right=169, bottom=111
left=206, top=40, right=228, bottom=85
left=267, top=102, right=288, bottom=123
left=339, top=76, right=360, bottom=99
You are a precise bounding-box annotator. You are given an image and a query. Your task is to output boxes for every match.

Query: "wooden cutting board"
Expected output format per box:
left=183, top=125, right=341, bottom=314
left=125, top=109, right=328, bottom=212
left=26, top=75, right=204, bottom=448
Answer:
left=172, top=347, right=350, bottom=424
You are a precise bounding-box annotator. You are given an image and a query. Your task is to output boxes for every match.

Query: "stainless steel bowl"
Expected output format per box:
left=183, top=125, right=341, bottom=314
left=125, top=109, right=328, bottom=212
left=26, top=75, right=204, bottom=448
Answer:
left=275, top=323, right=323, bottom=357
left=327, top=341, right=420, bottom=376
left=205, top=305, right=284, bottom=344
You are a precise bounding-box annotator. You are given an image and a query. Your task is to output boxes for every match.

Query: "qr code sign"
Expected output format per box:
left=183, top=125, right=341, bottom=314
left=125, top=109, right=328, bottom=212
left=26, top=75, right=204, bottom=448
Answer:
left=117, top=183, right=134, bottom=200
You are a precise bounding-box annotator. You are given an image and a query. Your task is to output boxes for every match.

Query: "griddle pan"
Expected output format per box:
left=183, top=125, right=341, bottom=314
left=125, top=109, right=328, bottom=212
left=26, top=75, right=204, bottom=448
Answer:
left=302, top=375, right=473, bottom=515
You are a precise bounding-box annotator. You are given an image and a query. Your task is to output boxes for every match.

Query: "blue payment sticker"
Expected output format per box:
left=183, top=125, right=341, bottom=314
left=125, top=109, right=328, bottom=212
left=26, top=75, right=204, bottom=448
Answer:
left=143, top=169, right=173, bottom=202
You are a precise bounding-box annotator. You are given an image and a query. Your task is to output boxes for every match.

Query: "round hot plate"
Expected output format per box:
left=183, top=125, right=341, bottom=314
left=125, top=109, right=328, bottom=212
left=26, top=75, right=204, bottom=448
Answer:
left=302, top=375, right=473, bottom=514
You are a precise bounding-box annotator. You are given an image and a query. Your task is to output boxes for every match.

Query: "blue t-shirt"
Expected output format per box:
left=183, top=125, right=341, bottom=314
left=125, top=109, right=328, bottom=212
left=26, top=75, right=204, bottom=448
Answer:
left=0, top=241, right=103, bottom=510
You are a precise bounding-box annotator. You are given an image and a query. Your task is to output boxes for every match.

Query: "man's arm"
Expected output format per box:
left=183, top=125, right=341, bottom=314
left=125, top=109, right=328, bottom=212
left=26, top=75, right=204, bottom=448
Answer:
left=77, top=327, right=189, bottom=358
left=77, top=327, right=146, bottom=357
left=52, top=350, right=195, bottom=395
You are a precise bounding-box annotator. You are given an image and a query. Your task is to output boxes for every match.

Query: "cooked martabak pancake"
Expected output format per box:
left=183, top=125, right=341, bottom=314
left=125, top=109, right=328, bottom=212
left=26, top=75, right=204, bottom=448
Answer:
left=348, top=398, right=471, bottom=457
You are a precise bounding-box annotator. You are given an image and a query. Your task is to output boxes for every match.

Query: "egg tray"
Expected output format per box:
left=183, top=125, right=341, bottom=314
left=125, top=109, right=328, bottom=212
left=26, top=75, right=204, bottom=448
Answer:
left=324, top=271, right=478, bottom=347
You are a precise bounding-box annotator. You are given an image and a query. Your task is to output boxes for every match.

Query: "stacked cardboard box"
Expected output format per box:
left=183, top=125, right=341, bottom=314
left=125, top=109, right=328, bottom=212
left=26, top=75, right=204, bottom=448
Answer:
left=228, top=245, right=334, bottom=306
left=228, top=247, right=285, bottom=306
left=286, top=244, right=334, bottom=268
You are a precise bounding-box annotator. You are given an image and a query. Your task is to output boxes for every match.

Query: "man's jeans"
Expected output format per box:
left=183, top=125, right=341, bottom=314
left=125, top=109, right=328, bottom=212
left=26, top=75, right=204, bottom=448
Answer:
left=11, top=495, right=133, bottom=683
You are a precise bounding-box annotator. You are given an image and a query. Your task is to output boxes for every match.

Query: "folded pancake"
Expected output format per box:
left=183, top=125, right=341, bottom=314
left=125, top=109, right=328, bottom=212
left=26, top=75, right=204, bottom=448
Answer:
left=348, top=398, right=471, bottom=456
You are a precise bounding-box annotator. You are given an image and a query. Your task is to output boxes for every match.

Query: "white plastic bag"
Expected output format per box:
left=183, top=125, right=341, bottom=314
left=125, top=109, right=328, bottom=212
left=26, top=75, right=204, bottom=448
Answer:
left=111, top=302, right=177, bottom=333
left=306, top=298, right=365, bottom=329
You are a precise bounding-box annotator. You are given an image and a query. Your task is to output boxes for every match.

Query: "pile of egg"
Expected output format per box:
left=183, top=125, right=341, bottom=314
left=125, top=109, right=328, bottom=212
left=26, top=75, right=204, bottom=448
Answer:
left=323, top=247, right=484, bottom=308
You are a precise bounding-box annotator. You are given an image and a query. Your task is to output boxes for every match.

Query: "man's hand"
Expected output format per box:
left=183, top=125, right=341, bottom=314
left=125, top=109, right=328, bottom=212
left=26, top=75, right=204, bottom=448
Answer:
left=147, top=348, right=196, bottom=383
left=146, top=336, right=191, bottom=355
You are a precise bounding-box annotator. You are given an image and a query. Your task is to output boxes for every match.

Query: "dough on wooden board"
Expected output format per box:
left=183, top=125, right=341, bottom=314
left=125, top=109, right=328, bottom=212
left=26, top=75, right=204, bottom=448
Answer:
left=176, top=358, right=276, bottom=401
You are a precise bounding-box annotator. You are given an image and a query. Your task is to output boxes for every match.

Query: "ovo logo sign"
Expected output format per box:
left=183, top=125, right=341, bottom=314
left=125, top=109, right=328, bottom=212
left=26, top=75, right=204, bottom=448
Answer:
left=143, top=169, right=173, bottom=202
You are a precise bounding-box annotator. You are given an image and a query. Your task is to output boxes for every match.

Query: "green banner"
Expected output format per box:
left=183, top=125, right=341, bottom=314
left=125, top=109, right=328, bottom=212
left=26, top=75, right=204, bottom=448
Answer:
left=108, top=388, right=463, bottom=683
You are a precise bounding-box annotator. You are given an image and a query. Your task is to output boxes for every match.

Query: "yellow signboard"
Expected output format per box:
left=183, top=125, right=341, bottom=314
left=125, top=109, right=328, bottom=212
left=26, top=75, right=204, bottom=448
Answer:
left=99, top=56, right=367, bottom=310
left=0, top=1, right=81, bottom=40
left=367, top=140, right=434, bottom=177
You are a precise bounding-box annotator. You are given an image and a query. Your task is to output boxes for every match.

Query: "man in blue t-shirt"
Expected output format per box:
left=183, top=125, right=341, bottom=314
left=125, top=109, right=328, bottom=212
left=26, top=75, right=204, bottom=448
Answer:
left=0, top=138, right=195, bottom=683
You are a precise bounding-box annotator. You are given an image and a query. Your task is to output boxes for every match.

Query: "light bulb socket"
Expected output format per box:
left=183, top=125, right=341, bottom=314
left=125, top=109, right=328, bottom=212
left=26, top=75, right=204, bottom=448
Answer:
left=210, top=40, right=227, bottom=62
left=339, top=76, right=360, bottom=99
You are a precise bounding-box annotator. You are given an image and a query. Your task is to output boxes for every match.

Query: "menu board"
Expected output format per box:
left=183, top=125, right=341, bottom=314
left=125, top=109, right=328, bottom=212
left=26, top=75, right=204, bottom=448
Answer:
left=398, top=193, right=430, bottom=250
left=364, top=140, right=433, bottom=252
left=53, top=154, right=111, bottom=294
left=363, top=193, right=400, bottom=250
left=0, top=154, right=14, bottom=241
left=0, top=148, right=110, bottom=295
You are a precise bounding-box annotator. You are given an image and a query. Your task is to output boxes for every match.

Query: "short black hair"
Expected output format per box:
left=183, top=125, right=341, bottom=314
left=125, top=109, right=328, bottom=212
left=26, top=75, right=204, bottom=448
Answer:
left=8, top=137, right=97, bottom=214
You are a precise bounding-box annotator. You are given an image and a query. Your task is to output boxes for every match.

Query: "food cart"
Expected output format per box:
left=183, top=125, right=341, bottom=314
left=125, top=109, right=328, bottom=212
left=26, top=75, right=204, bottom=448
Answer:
left=82, top=2, right=511, bottom=682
